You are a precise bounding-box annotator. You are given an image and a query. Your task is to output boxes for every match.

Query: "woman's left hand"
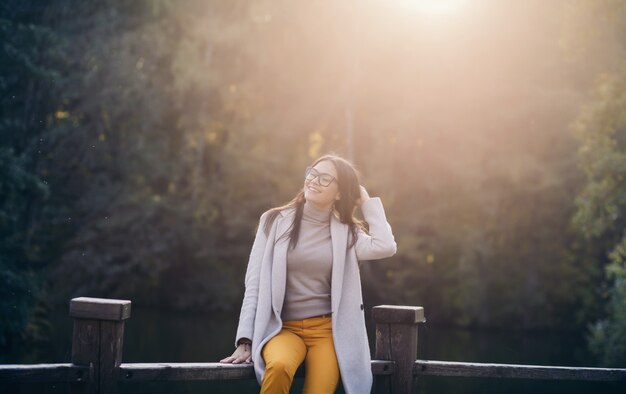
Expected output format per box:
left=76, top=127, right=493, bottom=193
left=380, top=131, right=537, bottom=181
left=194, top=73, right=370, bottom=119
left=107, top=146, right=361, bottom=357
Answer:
left=356, top=185, right=371, bottom=207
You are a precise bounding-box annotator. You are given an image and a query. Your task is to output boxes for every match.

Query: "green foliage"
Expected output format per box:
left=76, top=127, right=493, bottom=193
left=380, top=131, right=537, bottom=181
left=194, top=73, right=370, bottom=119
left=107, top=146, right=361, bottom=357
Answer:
left=0, top=2, right=62, bottom=357
left=40, top=0, right=282, bottom=310
left=573, top=65, right=626, bottom=366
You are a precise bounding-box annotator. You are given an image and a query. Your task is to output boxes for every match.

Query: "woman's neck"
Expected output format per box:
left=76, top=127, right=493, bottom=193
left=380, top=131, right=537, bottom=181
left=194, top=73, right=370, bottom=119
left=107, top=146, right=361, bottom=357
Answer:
left=303, top=199, right=332, bottom=223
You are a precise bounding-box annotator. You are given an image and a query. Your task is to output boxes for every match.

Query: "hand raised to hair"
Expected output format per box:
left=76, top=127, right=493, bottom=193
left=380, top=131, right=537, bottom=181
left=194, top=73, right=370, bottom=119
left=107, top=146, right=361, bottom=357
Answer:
left=220, top=343, right=252, bottom=364
left=356, top=185, right=371, bottom=207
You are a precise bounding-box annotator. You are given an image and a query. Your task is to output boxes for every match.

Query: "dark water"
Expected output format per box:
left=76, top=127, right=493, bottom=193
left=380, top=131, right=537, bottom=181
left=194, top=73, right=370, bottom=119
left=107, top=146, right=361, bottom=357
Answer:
left=4, top=304, right=625, bottom=393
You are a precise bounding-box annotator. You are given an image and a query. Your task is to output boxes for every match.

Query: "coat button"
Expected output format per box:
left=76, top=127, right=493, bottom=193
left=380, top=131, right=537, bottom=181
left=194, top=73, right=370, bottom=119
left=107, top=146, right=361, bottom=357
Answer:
left=360, top=304, right=364, bottom=310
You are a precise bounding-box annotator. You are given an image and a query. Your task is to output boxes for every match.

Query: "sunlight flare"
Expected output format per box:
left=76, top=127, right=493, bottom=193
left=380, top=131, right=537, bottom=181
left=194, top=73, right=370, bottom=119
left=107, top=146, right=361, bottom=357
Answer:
left=396, top=0, right=467, bottom=16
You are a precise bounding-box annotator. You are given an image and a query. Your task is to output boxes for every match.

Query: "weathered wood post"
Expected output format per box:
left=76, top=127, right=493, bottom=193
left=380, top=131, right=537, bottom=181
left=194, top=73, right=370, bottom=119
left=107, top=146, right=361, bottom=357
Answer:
left=69, top=297, right=131, bottom=394
left=372, top=305, right=425, bottom=394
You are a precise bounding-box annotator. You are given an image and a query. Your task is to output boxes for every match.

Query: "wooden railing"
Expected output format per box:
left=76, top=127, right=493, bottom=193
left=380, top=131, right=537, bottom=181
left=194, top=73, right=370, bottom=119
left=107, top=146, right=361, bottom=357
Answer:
left=1, top=297, right=626, bottom=393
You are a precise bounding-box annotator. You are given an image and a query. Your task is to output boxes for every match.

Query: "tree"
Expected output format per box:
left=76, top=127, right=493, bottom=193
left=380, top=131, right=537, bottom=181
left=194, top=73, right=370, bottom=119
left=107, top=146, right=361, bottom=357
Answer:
left=0, top=1, right=70, bottom=358
left=574, top=66, right=626, bottom=366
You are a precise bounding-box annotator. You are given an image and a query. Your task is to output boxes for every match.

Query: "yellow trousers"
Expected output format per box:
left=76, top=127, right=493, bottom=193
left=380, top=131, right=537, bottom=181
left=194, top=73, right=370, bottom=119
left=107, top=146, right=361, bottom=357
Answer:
left=260, top=314, right=340, bottom=394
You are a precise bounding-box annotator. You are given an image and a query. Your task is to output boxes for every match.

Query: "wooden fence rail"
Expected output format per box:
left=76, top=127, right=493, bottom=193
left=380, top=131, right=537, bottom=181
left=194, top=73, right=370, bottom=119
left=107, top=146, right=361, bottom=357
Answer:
left=1, top=297, right=625, bottom=393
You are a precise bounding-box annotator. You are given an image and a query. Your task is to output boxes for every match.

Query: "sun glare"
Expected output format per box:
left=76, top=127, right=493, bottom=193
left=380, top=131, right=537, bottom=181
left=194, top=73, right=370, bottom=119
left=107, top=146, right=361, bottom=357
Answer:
left=396, top=0, right=467, bottom=16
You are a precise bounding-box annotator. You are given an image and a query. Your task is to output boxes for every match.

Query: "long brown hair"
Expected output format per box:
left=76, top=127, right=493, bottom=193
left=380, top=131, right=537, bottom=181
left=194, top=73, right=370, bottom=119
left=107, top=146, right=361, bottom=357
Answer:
left=263, top=153, right=367, bottom=250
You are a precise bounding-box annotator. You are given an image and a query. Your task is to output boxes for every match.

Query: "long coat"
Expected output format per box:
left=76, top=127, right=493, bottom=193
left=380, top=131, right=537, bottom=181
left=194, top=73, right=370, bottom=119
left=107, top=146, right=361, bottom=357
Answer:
left=235, top=197, right=397, bottom=394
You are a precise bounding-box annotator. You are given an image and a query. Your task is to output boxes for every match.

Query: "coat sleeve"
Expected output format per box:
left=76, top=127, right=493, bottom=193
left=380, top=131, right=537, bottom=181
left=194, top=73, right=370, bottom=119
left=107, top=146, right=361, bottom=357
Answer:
left=234, top=211, right=269, bottom=348
left=354, top=197, right=397, bottom=261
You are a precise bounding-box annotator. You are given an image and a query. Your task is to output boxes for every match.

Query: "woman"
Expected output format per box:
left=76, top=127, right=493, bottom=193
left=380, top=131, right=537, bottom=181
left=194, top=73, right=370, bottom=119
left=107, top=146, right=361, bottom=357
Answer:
left=220, top=153, right=397, bottom=394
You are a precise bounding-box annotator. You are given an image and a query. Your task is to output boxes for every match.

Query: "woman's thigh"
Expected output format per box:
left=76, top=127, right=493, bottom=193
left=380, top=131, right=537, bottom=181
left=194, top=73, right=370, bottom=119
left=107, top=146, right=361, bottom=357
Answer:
left=261, top=328, right=307, bottom=373
left=302, top=318, right=340, bottom=393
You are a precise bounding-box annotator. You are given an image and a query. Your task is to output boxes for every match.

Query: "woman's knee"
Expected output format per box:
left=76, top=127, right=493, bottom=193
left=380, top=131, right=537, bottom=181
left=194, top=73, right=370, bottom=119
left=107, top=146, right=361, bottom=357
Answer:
left=264, top=356, right=302, bottom=383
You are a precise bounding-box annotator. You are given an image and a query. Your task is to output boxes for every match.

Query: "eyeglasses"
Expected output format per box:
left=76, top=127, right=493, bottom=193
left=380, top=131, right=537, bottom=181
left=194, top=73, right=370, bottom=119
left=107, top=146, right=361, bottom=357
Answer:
left=305, top=166, right=336, bottom=187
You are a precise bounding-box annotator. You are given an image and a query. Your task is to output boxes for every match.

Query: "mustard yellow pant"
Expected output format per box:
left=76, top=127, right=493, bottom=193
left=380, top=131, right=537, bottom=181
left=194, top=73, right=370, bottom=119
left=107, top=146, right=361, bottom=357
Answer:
left=260, top=314, right=340, bottom=394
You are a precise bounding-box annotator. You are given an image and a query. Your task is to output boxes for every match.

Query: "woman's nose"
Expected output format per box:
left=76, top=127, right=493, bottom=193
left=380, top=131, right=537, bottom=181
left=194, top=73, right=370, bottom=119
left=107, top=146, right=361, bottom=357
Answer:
left=307, top=176, right=321, bottom=185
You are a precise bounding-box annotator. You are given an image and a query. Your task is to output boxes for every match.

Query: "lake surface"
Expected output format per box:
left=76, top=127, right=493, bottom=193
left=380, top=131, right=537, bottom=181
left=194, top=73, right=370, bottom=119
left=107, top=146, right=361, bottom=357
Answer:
left=4, top=304, right=624, bottom=393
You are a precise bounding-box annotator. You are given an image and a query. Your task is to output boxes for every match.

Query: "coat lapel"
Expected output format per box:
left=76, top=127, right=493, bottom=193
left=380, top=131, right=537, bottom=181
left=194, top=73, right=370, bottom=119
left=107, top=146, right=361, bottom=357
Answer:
left=271, top=211, right=292, bottom=314
left=330, top=213, right=348, bottom=314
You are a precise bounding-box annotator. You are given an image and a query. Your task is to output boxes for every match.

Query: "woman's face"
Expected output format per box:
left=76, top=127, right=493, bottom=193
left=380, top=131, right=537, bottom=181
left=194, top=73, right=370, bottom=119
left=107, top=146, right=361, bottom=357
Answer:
left=303, top=160, right=340, bottom=210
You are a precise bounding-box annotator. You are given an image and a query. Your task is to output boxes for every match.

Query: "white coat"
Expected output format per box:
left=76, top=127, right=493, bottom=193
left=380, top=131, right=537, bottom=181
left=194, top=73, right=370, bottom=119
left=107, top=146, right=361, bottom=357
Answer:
left=235, top=197, right=397, bottom=394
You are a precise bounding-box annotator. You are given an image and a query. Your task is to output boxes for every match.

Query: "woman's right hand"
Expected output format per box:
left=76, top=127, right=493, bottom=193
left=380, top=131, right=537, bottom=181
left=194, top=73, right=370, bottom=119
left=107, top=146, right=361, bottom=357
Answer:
left=220, top=343, right=252, bottom=364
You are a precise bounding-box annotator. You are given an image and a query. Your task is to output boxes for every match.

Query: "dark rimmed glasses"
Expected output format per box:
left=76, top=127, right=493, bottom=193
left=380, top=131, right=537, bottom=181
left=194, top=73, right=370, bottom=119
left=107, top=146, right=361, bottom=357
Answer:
left=305, top=166, right=336, bottom=187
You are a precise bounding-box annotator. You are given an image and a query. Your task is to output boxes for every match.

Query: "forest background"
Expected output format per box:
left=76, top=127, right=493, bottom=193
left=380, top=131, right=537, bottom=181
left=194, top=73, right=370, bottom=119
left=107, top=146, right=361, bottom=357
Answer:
left=2, top=0, right=626, bottom=368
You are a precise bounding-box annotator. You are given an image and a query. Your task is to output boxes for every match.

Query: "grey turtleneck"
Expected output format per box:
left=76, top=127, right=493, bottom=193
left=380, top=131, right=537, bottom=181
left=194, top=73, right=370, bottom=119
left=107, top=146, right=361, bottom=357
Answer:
left=281, top=199, right=333, bottom=321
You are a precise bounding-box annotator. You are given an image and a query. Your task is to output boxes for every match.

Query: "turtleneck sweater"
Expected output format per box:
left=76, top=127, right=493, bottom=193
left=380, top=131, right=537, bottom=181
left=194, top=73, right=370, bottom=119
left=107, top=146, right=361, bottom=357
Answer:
left=281, top=199, right=334, bottom=321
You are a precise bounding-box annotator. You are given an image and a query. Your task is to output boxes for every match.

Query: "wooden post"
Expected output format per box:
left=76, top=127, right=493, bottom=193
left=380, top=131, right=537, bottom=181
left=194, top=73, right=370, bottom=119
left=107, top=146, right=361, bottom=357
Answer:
left=372, top=305, right=425, bottom=394
left=69, top=297, right=131, bottom=394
